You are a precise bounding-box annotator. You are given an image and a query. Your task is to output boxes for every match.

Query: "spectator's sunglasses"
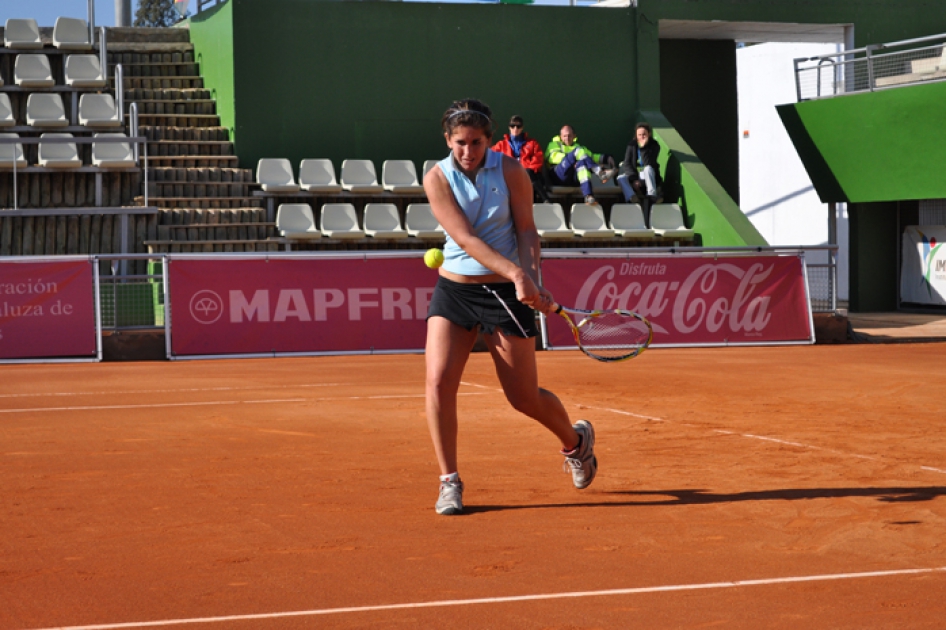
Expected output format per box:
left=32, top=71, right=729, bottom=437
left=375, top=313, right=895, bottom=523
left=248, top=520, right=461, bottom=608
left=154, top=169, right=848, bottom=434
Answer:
left=509, top=123, right=522, bottom=128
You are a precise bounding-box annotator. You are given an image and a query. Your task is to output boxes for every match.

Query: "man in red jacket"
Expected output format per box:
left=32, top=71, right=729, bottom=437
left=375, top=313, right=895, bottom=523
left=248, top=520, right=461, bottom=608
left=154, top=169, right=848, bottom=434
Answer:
left=491, top=115, right=550, bottom=202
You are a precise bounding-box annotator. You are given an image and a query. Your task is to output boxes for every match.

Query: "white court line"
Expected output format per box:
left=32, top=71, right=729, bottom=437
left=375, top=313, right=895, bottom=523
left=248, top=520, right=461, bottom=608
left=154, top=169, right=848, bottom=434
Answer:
left=457, top=382, right=946, bottom=478
left=26, top=566, right=946, bottom=630
left=0, top=393, right=484, bottom=415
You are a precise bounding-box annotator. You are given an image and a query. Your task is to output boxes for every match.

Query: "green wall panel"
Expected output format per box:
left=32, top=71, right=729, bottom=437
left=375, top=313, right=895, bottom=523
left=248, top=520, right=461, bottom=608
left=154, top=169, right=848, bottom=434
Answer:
left=188, top=0, right=236, bottom=143
left=225, top=1, right=637, bottom=173
left=849, top=201, right=900, bottom=312
left=660, top=39, right=739, bottom=204
left=780, top=81, right=946, bottom=203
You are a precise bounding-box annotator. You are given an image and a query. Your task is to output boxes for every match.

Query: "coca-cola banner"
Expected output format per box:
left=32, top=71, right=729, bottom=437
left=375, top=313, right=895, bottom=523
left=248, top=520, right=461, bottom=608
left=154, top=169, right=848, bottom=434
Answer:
left=0, top=259, right=98, bottom=361
left=541, top=255, right=812, bottom=347
left=168, top=256, right=437, bottom=357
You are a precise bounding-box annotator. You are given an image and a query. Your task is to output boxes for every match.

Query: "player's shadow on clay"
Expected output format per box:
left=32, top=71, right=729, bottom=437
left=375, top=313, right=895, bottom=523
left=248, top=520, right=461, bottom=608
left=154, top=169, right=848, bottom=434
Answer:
left=464, top=486, right=946, bottom=513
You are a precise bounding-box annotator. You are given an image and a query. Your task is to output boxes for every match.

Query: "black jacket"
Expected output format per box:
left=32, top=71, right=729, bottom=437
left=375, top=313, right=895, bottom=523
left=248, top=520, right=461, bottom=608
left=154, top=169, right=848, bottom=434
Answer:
left=621, top=140, right=661, bottom=178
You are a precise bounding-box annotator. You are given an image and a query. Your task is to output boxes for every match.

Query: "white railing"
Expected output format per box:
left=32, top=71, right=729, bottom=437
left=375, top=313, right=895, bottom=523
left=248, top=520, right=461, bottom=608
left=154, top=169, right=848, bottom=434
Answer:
left=794, top=32, right=946, bottom=101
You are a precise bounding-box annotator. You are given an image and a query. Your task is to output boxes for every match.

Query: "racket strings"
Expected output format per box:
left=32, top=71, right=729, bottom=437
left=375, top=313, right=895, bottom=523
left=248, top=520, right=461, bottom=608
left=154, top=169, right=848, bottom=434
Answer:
left=576, top=312, right=651, bottom=358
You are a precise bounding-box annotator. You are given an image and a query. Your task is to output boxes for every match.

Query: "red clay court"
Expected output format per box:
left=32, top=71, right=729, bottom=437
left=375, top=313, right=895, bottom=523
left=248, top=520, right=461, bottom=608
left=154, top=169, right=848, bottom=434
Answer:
left=2, top=343, right=945, bottom=629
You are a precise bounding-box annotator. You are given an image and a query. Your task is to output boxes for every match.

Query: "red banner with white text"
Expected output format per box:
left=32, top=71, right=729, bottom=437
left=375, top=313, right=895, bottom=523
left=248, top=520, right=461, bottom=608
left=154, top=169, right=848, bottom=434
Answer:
left=0, top=259, right=97, bottom=361
left=168, top=256, right=438, bottom=357
left=540, top=255, right=812, bottom=347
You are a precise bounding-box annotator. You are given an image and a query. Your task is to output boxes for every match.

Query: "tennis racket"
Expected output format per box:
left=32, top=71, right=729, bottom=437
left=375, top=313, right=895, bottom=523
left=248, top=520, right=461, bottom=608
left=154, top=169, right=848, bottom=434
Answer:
left=551, top=303, right=653, bottom=362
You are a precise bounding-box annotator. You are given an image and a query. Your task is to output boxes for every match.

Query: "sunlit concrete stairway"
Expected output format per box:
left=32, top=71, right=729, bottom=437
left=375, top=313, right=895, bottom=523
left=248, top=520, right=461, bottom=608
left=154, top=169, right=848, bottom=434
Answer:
left=107, top=27, right=276, bottom=252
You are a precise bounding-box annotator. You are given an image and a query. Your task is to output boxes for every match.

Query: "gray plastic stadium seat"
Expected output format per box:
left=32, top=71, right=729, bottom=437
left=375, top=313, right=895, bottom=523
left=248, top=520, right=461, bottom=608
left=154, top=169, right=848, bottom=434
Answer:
left=0, top=94, right=15, bottom=127
left=364, top=203, right=408, bottom=239
left=320, top=203, right=365, bottom=239
left=651, top=203, right=694, bottom=239
left=92, top=133, right=136, bottom=168
left=405, top=203, right=445, bottom=238
left=0, top=133, right=28, bottom=168
left=590, top=171, right=621, bottom=196
left=39, top=133, right=82, bottom=168
left=53, top=17, right=92, bottom=51
left=276, top=203, right=322, bottom=239
left=422, top=159, right=439, bottom=177
left=64, top=54, right=107, bottom=88
left=533, top=203, right=573, bottom=239
left=15, top=54, right=55, bottom=88
left=340, top=159, right=383, bottom=194
left=298, top=159, right=343, bottom=193
left=569, top=203, right=615, bottom=238
left=257, top=158, right=300, bottom=193
left=381, top=160, right=425, bottom=194
left=609, top=203, right=655, bottom=239
left=79, top=93, right=121, bottom=127
left=4, top=19, right=43, bottom=49
left=26, top=93, right=68, bottom=127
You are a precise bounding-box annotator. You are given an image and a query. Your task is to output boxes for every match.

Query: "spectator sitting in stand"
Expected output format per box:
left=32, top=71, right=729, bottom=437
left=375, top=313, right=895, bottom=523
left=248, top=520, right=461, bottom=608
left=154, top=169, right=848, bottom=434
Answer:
left=545, top=125, right=616, bottom=206
left=617, top=122, right=663, bottom=214
left=492, top=115, right=550, bottom=202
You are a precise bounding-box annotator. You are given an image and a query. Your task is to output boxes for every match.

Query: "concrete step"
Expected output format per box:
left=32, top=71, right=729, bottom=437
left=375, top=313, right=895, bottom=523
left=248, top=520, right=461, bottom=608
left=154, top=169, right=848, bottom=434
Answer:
left=145, top=156, right=239, bottom=167
left=147, top=167, right=254, bottom=182
left=141, top=196, right=264, bottom=209
left=113, top=77, right=205, bottom=89
left=141, top=126, right=230, bottom=142
left=125, top=88, right=212, bottom=101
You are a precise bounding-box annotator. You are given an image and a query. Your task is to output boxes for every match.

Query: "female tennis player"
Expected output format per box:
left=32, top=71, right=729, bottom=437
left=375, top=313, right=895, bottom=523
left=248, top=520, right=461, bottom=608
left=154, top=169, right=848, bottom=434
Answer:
left=423, top=98, right=597, bottom=515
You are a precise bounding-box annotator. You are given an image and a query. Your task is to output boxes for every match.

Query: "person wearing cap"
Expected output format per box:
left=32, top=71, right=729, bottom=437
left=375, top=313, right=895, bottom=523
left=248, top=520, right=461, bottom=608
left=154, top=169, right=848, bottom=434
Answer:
left=491, top=115, right=550, bottom=202
left=545, top=125, right=616, bottom=206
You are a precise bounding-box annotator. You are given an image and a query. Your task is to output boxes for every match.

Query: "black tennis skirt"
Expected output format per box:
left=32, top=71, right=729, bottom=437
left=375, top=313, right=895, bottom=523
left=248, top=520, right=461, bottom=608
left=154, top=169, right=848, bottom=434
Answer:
left=427, top=276, right=538, bottom=338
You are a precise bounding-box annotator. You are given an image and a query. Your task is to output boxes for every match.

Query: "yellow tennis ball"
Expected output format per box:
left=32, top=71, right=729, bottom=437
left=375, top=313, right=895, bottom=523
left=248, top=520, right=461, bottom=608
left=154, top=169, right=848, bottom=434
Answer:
left=424, top=248, right=444, bottom=269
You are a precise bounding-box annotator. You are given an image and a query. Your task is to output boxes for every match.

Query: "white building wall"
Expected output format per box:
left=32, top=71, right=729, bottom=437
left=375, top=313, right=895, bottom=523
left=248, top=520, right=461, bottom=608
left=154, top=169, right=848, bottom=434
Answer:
left=737, top=42, right=849, bottom=300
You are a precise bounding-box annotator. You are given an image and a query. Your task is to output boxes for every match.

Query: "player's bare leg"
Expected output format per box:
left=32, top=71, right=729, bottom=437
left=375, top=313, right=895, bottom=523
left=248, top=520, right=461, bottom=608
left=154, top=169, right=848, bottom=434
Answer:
left=425, top=316, right=478, bottom=475
left=484, top=330, right=579, bottom=450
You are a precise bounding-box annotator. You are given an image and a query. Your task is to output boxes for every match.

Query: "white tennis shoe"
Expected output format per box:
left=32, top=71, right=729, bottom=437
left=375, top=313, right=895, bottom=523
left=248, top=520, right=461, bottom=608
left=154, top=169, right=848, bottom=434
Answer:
left=563, top=420, right=597, bottom=489
left=435, top=478, right=464, bottom=515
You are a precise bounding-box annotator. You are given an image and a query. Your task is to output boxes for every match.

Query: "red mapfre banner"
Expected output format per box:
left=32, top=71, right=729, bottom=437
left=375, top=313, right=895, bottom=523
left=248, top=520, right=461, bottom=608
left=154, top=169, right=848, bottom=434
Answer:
left=0, top=259, right=97, bottom=360
left=541, top=255, right=812, bottom=347
left=168, top=256, right=438, bottom=357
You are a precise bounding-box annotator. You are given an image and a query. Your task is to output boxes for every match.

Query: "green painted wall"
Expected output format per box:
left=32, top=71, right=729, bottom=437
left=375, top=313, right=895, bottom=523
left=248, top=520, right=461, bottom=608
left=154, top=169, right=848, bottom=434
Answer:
left=188, top=0, right=236, bottom=143
left=849, top=202, right=900, bottom=312
left=777, top=81, right=946, bottom=203
left=660, top=39, right=739, bottom=204
left=220, top=1, right=636, bottom=174
left=640, top=111, right=766, bottom=247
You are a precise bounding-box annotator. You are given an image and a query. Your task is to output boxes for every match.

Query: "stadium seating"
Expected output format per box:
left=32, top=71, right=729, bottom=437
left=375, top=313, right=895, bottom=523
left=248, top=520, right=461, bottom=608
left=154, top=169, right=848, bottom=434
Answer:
left=79, top=93, right=121, bottom=127
left=298, top=159, right=342, bottom=193
left=92, top=133, right=136, bottom=168
left=4, top=19, right=42, bottom=49
left=533, top=203, right=573, bottom=238
left=651, top=204, right=694, bottom=239
left=26, top=93, right=68, bottom=127
left=549, top=182, right=581, bottom=195
left=38, top=133, right=82, bottom=168
left=257, top=158, right=300, bottom=192
left=340, top=159, right=383, bottom=193
left=276, top=204, right=322, bottom=239
left=64, top=54, right=107, bottom=88
left=14, top=54, right=55, bottom=88
left=53, top=17, right=93, bottom=51
left=320, top=203, right=365, bottom=239
left=381, top=160, right=424, bottom=194
left=609, top=203, right=655, bottom=239
left=405, top=203, right=444, bottom=238
left=422, top=159, right=439, bottom=177
left=0, top=94, right=15, bottom=127
left=569, top=203, right=615, bottom=238
left=0, top=133, right=27, bottom=168
left=363, top=203, right=408, bottom=239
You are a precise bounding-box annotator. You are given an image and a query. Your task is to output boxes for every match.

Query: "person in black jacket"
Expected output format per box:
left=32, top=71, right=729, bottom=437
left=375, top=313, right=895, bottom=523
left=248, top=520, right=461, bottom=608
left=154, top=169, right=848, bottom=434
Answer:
left=617, top=123, right=663, bottom=210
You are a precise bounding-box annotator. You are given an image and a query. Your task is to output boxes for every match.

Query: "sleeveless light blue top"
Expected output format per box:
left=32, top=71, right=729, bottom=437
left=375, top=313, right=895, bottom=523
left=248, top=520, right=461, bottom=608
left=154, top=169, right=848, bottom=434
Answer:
left=439, top=150, right=520, bottom=276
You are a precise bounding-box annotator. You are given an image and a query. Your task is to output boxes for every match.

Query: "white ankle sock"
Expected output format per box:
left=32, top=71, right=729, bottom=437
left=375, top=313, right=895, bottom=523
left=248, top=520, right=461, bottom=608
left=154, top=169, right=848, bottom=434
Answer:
left=440, top=472, right=460, bottom=483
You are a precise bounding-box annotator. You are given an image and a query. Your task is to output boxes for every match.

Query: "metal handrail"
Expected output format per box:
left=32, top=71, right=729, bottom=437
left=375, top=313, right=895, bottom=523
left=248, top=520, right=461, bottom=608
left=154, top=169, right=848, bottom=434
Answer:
left=87, top=0, right=96, bottom=48
left=99, top=26, right=107, bottom=79
left=116, top=63, right=124, bottom=124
